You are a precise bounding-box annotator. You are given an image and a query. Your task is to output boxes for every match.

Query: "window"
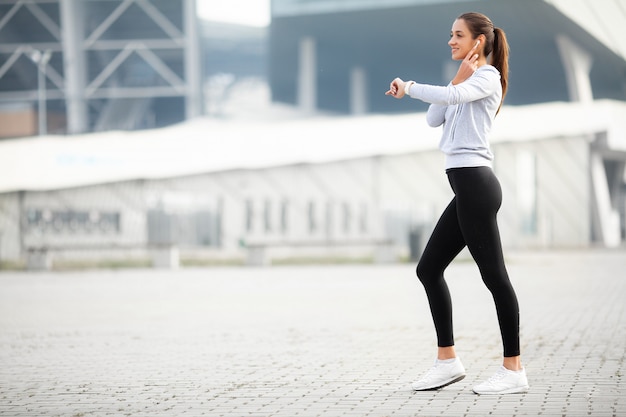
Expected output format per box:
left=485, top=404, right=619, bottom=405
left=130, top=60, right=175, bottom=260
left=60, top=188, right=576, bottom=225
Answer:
left=245, top=199, right=254, bottom=233
left=308, top=200, right=316, bottom=234
left=517, top=151, right=538, bottom=235
left=280, top=199, right=289, bottom=234
left=325, top=201, right=334, bottom=237
left=264, top=199, right=272, bottom=233
left=342, top=202, right=351, bottom=234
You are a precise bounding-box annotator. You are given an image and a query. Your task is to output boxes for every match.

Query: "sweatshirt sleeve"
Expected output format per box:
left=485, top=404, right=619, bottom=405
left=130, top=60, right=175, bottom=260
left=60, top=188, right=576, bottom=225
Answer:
left=407, top=66, right=500, bottom=105
left=426, top=104, right=447, bottom=127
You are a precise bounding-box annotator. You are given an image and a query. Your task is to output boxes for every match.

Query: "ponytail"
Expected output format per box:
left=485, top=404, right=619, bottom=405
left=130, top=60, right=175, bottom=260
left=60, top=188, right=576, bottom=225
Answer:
left=492, top=27, right=509, bottom=114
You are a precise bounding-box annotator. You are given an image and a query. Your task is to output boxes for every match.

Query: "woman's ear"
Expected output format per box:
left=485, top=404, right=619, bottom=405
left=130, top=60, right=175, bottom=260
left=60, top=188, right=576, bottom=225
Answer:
left=474, top=34, right=487, bottom=55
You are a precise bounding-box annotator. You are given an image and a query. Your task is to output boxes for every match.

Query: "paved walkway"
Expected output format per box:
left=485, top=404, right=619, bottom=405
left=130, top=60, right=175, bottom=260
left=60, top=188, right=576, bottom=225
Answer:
left=0, top=249, right=624, bottom=416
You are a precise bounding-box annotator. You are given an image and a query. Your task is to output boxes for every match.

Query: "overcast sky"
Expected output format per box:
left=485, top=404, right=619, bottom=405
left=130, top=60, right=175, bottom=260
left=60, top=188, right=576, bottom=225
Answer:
left=196, top=0, right=270, bottom=27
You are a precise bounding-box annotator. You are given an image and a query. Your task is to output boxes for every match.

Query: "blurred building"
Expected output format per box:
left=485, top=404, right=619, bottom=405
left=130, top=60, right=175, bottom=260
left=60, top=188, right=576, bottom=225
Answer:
left=199, top=20, right=267, bottom=118
left=0, top=0, right=202, bottom=136
left=270, top=0, right=626, bottom=114
left=0, top=0, right=625, bottom=269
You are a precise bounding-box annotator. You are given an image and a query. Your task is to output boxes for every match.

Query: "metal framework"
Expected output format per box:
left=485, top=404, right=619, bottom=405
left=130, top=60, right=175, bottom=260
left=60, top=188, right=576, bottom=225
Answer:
left=0, top=0, right=202, bottom=134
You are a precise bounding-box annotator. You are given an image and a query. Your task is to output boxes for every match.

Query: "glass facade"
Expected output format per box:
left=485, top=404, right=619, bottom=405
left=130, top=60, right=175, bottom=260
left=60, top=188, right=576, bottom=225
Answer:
left=272, top=0, right=470, bottom=17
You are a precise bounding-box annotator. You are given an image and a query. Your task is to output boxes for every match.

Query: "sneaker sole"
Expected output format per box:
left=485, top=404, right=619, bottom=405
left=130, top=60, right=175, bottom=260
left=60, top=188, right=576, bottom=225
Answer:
left=472, top=385, right=529, bottom=395
left=412, top=374, right=466, bottom=391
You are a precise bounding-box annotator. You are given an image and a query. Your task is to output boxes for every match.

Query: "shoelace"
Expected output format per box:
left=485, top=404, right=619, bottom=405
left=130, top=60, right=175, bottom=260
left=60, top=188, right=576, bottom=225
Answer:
left=417, top=362, right=441, bottom=382
left=484, top=369, right=508, bottom=386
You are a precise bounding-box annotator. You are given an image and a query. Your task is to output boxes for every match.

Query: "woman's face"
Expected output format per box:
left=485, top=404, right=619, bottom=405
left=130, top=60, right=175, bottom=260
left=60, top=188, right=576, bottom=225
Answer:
left=448, top=19, right=476, bottom=60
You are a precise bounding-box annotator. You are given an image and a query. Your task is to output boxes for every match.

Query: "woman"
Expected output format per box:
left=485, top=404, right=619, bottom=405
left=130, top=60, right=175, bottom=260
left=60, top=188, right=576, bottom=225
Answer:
left=385, top=12, right=528, bottom=395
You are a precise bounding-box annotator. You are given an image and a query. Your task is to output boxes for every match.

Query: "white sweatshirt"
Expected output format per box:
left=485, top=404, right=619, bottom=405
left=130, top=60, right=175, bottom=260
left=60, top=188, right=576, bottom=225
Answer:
left=406, top=65, right=502, bottom=170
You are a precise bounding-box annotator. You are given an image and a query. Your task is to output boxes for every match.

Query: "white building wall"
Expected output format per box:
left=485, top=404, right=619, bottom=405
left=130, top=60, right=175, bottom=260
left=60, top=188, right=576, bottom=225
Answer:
left=0, top=192, right=20, bottom=262
left=0, top=135, right=605, bottom=266
left=21, top=182, right=147, bottom=252
left=494, top=136, right=591, bottom=248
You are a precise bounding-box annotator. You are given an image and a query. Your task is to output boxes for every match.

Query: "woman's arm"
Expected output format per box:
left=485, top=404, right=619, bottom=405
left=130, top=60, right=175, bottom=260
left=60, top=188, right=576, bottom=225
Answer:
left=386, top=67, right=499, bottom=105
left=408, top=68, right=500, bottom=105
left=426, top=104, right=447, bottom=127
left=385, top=40, right=483, bottom=103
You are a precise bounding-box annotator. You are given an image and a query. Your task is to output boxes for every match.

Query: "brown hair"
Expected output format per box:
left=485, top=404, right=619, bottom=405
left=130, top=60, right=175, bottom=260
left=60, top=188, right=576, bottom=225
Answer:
left=458, top=12, right=510, bottom=113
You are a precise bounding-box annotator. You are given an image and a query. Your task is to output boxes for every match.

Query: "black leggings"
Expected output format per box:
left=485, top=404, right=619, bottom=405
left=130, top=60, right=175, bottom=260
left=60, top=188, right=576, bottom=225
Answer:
left=416, top=166, right=520, bottom=357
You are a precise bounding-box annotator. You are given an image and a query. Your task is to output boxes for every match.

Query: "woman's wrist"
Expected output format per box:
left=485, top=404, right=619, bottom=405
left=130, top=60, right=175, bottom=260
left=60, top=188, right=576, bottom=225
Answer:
left=404, top=81, right=415, bottom=96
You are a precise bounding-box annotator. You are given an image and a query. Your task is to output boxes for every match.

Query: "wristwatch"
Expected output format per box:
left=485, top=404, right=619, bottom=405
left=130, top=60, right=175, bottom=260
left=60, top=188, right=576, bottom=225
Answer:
left=404, top=81, right=415, bottom=96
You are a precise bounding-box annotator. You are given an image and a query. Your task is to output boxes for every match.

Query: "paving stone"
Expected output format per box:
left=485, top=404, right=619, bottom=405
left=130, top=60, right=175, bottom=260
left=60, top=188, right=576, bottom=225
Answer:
left=0, top=250, right=624, bottom=416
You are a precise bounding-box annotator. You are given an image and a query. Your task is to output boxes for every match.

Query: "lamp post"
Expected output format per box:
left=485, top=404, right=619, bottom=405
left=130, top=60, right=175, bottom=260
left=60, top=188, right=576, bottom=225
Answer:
left=28, top=49, right=52, bottom=136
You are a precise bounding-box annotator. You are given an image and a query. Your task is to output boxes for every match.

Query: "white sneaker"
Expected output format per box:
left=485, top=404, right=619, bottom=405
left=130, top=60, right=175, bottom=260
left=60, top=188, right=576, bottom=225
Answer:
left=411, top=357, right=466, bottom=391
left=472, top=366, right=529, bottom=395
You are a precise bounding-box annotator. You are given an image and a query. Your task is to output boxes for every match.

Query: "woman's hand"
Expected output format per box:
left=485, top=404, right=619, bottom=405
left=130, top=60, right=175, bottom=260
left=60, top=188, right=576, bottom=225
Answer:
left=385, top=77, right=406, bottom=99
left=452, top=40, right=480, bottom=85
